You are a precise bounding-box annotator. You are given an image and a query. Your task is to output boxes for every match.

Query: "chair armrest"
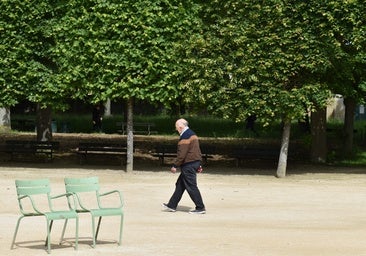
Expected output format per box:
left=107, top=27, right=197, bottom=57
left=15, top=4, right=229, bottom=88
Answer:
left=50, top=192, right=77, bottom=211
left=18, top=195, right=44, bottom=215
left=50, top=192, right=71, bottom=200
left=64, top=193, right=79, bottom=210
left=70, top=193, right=93, bottom=212
left=98, top=190, right=124, bottom=208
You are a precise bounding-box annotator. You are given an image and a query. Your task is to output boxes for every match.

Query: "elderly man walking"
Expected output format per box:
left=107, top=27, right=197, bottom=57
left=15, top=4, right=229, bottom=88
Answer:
left=162, top=118, right=206, bottom=214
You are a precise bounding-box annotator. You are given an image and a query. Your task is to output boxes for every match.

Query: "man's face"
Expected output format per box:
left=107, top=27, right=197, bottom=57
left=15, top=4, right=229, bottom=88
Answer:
left=175, top=123, right=182, bottom=133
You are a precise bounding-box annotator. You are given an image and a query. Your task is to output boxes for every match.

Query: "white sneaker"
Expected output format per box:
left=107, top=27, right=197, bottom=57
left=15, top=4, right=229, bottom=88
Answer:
left=189, top=209, right=206, bottom=214
left=162, top=203, right=176, bottom=212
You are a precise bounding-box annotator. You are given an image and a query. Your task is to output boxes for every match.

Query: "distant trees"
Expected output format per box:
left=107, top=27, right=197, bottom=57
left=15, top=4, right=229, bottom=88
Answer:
left=1, top=0, right=365, bottom=174
left=48, top=0, right=201, bottom=171
left=182, top=1, right=333, bottom=176
left=322, top=1, right=366, bottom=157
left=1, top=0, right=201, bottom=170
left=0, top=1, right=70, bottom=140
left=178, top=0, right=366, bottom=176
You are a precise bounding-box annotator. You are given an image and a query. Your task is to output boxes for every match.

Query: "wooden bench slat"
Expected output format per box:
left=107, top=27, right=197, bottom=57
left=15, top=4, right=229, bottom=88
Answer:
left=76, top=142, right=128, bottom=165
left=228, top=147, right=279, bottom=166
left=116, top=122, right=157, bottom=135
left=0, top=140, right=59, bottom=162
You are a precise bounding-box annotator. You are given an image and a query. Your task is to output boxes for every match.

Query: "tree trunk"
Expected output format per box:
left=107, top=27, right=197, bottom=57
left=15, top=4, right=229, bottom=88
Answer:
left=104, top=99, right=111, bottom=116
left=36, top=104, right=52, bottom=141
left=310, top=107, right=327, bottom=163
left=0, top=107, right=11, bottom=132
left=276, top=119, right=291, bottom=178
left=126, top=98, right=134, bottom=172
left=343, top=97, right=356, bottom=157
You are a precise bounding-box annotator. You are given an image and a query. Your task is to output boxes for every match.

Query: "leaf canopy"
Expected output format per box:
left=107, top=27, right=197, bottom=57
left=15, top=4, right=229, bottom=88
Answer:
left=50, top=0, right=201, bottom=105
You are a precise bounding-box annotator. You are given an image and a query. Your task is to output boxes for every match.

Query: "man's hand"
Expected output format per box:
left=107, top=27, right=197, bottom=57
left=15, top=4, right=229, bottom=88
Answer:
left=197, top=165, right=203, bottom=173
left=170, top=167, right=177, bottom=173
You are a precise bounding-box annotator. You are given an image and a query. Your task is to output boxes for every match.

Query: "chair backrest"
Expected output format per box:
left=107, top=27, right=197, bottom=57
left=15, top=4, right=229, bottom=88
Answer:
left=15, top=179, right=51, bottom=215
left=64, top=177, right=100, bottom=193
left=64, top=177, right=101, bottom=210
left=15, top=179, right=51, bottom=196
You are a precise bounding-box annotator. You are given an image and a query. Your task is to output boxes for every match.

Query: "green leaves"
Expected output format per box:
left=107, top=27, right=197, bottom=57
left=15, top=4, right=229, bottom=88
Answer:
left=180, top=0, right=366, bottom=123
left=1, top=0, right=365, bottom=119
left=48, top=0, right=201, bottom=105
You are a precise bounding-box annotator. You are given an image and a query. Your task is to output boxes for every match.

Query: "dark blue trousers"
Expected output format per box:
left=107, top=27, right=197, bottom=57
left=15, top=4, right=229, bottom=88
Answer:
left=167, top=161, right=205, bottom=210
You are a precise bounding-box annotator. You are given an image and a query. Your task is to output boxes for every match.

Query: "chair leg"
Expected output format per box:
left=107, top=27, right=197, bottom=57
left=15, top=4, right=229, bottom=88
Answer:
left=91, top=216, right=102, bottom=248
left=10, top=216, right=24, bottom=250
left=118, top=214, right=124, bottom=246
left=46, top=219, right=53, bottom=254
left=95, top=216, right=102, bottom=241
left=91, top=216, right=96, bottom=248
left=60, top=219, right=68, bottom=245
left=75, top=217, right=79, bottom=250
left=45, top=220, right=53, bottom=246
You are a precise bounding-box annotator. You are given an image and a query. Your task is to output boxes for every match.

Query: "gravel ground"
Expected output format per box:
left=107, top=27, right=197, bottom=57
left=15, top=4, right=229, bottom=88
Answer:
left=1, top=159, right=366, bottom=256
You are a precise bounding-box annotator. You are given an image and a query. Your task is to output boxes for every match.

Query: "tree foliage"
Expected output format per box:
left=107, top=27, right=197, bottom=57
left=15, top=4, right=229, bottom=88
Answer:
left=323, top=0, right=366, bottom=100
left=0, top=0, right=67, bottom=109
left=1, top=0, right=365, bottom=126
left=49, top=0, right=201, bottom=105
left=182, top=1, right=351, bottom=124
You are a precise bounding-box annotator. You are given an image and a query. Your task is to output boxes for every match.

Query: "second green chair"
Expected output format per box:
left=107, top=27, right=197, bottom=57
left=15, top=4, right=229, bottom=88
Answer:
left=62, top=176, right=124, bottom=248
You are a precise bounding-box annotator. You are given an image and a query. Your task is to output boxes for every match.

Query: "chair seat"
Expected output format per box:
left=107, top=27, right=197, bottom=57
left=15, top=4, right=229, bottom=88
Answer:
left=45, top=210, right=78, bottom=220
left=89, top=208, right=123, bottom=217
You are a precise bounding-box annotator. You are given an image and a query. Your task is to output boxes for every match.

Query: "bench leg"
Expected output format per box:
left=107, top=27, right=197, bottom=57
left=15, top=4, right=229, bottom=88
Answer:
left=202, top=155, right=208, bottom=166
left=121, top=155, right=127, bottom=166
left=159, top=156, right=164, bottom=165
left=45, top=153, right=52, bottom=163
left=79, top=154, right=86, bottom=165
left=235, top=158, right=240, bottom=167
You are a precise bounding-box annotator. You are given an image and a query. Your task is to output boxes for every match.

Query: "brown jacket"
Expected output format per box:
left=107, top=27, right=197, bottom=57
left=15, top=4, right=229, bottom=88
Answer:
left=173, top=128, right=202, bottom=167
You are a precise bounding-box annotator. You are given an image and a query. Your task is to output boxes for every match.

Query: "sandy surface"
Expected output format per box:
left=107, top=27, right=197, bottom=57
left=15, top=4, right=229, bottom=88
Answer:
left=1, top=161, right=366, bottom=256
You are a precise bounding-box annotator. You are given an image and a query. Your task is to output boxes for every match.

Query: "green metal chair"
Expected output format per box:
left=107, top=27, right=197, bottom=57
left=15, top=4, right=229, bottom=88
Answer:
left=11, top=179, right=79, bottom=254
left=63, top=176, right=124, bottom=248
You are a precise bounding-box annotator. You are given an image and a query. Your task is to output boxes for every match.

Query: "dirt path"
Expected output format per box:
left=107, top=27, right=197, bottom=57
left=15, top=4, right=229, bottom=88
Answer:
left=1, top=163, right=366, bottom=256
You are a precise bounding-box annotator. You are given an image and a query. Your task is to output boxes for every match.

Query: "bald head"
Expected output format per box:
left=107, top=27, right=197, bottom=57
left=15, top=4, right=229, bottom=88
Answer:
left=175, top=118, right=189, bottom=134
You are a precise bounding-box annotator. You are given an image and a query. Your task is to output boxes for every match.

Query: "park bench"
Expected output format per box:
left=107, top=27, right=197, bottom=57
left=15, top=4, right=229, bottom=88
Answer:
left=116, top=122, right=157, bottom=135
left=0, top=140, right=60, bottom=162
left=152, top=144, right=215, bottom=165
left=228, top=146, right=279, bottom=167
left=76, top=142, right=128, bottom=165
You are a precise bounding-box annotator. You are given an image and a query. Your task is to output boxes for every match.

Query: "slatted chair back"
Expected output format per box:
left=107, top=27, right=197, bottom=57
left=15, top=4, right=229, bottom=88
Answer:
left=16, top=178, right=51, bottom=194
left=15, top=179, right=51, bottom=215
left=64, top=177, right=101, bottom=210
left=65, top=176, right=100, bottom=192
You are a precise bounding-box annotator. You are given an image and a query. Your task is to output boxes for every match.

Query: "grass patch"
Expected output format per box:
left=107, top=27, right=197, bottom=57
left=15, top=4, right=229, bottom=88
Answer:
left=335, top=151, right=366, bottom=166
